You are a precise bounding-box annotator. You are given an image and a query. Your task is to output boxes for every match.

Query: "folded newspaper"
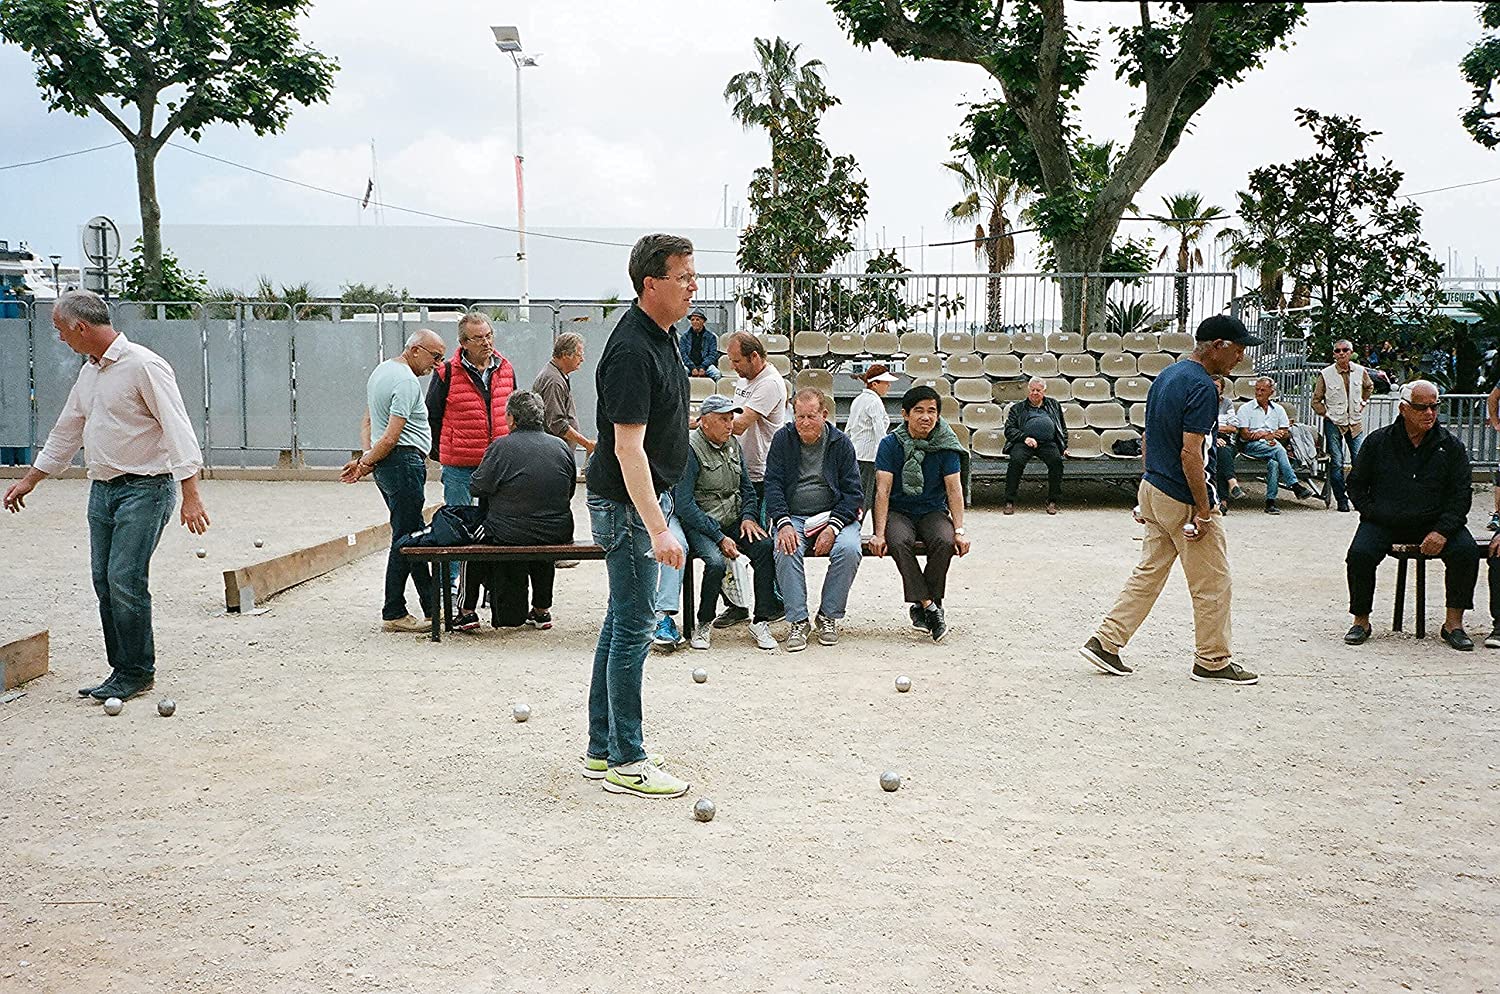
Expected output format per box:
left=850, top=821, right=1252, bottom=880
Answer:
left=802, top=511, right=832, bottom=535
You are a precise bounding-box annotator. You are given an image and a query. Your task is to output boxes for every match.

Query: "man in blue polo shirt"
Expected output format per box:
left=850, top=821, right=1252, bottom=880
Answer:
left=1081, top=315, right=1262, bottom=685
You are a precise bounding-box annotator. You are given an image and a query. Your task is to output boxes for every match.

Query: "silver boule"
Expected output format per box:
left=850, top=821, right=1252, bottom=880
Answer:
left=895, top=675, right=912, bottom=693
left=693, top=798, right=716, bottom=822
left=512, top=703, right=531, bottom=723
left=157, top=698, right=176, bottom=717
left=879, top=770, right=901, bottom=792
left=103, top=697, right=123, bottom=716
left=253, top=539, right=264, bottom=548
left=692, top=667, right=708, bottom=684
left=195, top=548, right=206, bottom=558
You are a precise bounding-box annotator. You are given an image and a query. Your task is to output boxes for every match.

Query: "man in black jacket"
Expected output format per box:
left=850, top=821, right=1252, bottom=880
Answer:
left=1002, top=378, right=1068, bottom=514
left=1344, top=380, right=1480, bottom=650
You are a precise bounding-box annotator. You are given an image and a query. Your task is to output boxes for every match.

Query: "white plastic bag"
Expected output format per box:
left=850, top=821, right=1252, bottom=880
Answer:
left=721, top=550, right=753, bottom=608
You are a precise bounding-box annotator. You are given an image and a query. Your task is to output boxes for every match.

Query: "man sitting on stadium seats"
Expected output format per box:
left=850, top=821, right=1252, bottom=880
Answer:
left=1237, top=376, right=1316, bottom=514
left=1002, top=378, right=1067, bottom=515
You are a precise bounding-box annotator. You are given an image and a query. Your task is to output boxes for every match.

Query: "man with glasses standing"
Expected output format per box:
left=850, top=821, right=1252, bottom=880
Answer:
left=341, top=328, right=447, bottom=632
left=1343, top=380, right=1480, bottom=650
left=1312, top=339, right=1374, bottom=513
left=582, top=233, right=695, bottom=800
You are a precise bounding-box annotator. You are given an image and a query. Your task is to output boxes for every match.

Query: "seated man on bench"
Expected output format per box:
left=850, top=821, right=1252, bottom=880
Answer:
left=654, top=394, right=779, bottom=651
left=1343, top=380, right=1478, bottom=650
left=1237, top=376, right=1316, bottom=514
left=459, top=390, right=577, bottom=630
left=868, top=385, right=970, bottom=642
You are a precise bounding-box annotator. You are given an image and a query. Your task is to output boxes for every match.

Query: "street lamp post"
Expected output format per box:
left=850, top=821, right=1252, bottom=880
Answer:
left=492, top=25, right=538, bottom=318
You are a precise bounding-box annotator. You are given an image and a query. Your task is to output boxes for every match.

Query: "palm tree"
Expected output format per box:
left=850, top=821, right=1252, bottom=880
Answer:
left=945, top=152, right=1025, bottom=333
left=1151, top=192, right=1228, bottom=333
left=1217, top=187, right=1292, bottom=313
left=724, top=37, right=837, bottom=199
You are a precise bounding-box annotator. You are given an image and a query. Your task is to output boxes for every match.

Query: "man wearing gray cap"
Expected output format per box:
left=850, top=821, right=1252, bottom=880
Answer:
left=1081, top=314, right=1263, bottom=685
left=654, top=393, right=778, bottom=650
left=678, top=308, right=722, bottom=381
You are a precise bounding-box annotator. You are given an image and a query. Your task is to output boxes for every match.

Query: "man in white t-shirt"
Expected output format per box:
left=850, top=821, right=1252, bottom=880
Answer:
left=1237, top=376, right=1314, bottom=514
left=721, top=330, right=788, bottom=628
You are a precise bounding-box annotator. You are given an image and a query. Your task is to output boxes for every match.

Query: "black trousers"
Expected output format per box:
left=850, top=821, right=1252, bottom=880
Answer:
left=462, top=561, right=555, bottom=625
left=1345, top=521, right=1478, bottom=617
left=1005, top=442, right=1064, bottom=502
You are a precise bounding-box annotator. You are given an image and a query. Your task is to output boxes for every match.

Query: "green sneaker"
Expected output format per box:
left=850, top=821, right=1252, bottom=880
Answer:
left=602, top=761, right=690, bottom=799
left=582, top=753, right=664, bottom=780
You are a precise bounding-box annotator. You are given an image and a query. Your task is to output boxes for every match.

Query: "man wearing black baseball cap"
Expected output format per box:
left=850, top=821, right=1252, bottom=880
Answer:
left=1081, top=313, right=1263, bottom=685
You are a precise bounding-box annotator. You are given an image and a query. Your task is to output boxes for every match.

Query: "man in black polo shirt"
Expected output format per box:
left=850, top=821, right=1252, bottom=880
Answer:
left=582, top=233, right=695, bottom=800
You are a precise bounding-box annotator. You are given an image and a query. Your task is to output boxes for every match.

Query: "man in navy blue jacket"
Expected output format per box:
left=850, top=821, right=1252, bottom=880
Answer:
left=764, top=387, right=865, bottom=651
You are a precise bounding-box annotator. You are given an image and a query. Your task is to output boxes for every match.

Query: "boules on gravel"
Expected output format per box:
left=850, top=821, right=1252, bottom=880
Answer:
left=195, top=548, right=207, bottom=559
left=512, top=703, right=531, bottom=723
left=895, top=675, right=912, bottom=693
left=157, top=698, right=176, bottom=717
left=693, top=798, right=716, bottom=822
left=692, top=668, right=708, bottom=684
left=103, top=697, right=124, bottom=716
left=879, top=770, right=901, bottom=792
left=254, top=539, right=264, bottom=548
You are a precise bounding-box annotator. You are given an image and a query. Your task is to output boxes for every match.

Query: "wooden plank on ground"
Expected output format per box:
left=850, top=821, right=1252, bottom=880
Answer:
left=223, top=503, right=440, bottom=612
left=1, top=630, right=49, bottom=690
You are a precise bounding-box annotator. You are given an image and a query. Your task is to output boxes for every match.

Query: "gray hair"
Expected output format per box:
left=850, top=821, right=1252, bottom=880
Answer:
left=506, top=389, right=546, bottom=431
left=1334, top=339, right=1354, bottom=352
left=1400, top=379, right=1439, bottom=403
left=553, top=331, right=584, bottom=360
left=54, top=289, right=110, bottom=327
left=1028, top=377, right=1046, bottom=389
left=1254, top=376, right=1275, bottom=390
left=792, top=386, right=830, bottom=415
left=457, top=313, right=493, bottom=341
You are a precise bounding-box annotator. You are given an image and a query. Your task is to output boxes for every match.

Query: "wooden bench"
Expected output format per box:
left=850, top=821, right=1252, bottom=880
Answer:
left=1388, top=532, right=1489, bottom=640
left=402, top=536, right=928, bottom=643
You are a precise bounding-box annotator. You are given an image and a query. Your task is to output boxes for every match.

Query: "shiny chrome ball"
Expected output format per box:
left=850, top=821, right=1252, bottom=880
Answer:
left=157, top=698, right=176, bottom=717
left=512, top=703, right=531, bottom=723
left=895, top=675, right=912, bottom=693
left=103, top=697, right=123, bottom=716
left=195, top=548, right=207, bottom=559
left=879, top=770, right=901, bottom=792
left=692, top=668, right=708, bottom=684
left=693, top=798, right=716, bottom=822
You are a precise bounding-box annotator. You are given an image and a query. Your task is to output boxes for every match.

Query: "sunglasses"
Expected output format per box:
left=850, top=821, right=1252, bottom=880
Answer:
left=1406, top=401, right=1439, bottom=412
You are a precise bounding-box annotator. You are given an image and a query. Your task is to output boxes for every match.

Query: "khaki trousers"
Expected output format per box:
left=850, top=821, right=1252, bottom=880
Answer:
left=1094, top=480, right=1233, bottom=669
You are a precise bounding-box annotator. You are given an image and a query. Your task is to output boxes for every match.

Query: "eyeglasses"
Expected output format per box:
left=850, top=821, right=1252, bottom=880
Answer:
left=420, top=347, right=444, bottom=362
left=1406, top=401, right=1440, bottom=411
left=1333, top=347, right=1352, bottom=353
left=652, top=271, right=697, bottom=287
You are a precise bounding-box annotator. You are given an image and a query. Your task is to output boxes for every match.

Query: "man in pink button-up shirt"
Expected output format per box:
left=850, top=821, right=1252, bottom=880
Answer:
left=4, top=290, right=211, bottom=703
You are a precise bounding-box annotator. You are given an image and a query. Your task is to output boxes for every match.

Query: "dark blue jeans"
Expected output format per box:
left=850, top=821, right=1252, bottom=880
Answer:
left=586, top=490, right=670, bottom=767
left=88, top=474, right=175, bottom=680
left=374, top=448, right=434, bottom=621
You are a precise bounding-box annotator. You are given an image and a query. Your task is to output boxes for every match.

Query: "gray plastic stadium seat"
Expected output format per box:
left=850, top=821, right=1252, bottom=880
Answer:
left=1100, top=428, right=1141, bottom=457
left=1129, top=402, right=1147, bottom=427
left=962, top=403, right=1006, bottom=430
left=900, top=332, right=938, bottom=356
left=793, top=332, right=829, bottom=358
left=1071, top=377, right=1112, bottom=403
left=1158, top=331, right=1195, bottom=353
left=690, top=377, right=717, bottom=402
left=992, top=379, right=1030, bottom=403
left=763, top=333, right=791, bottom=353
left=1066, top=429, right=1104, bottom=458
left=1086, top=332, right=1123, bottom=354
left=1231, top=355, right=1253, bottom=376
left=1084, top=403, right=1128, bottom=429
left=970, top=428, right=1007, bottom=458
left=954, top=378, right=995, bottom=403
left=862, top=331, right=900, bottom=356
left=948, top=422, right=971, bottom=448
left=1043, top=378, right=1073, bottom=401
left=941, top=395, right=961, bottom=421
left=718, top=355, right=737, bottom=377
left=974, top=332, right=1013, bottom=354
left=767, top=354, right=792, bottom=376
left=717, top=378, right=738, bottom=398
left=983, top=354, right=1022, bottom=378
left=1022, top=353, right=1059, bottom=378
left=1114, top=377, right=1152, bottom=402
left=1099, top=352, right=1137, bottom=378
left=1123, top=332, right=1159, bottom=354
left=905, top=354, right=945, bottom=378
left=1012, top=332, right=1047, bottom=355
left=796, top=368, right=834, bottom=395
left=1234, top=378, right=1257, bottom=400
left=1062, top=403, right=1087, bottom=428
left=947, top=353, right=985, bottom=378
left=1047, top=332, right=1085, bottom=354
left=827, top=332, right=863, bottom=357
left=1058, top=354, right=1097, bottom=378
left=939, top=331, right=974, bottom=355
left=1137, top=353, right=1174, bottom=377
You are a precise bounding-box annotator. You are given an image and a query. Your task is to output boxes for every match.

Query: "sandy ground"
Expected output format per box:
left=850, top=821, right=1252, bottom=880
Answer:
left=1, top=478, right=1497, bottom=994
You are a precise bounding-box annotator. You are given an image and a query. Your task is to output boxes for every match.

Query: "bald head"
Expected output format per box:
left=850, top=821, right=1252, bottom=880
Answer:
left=403, top=328, right=447, bottom=376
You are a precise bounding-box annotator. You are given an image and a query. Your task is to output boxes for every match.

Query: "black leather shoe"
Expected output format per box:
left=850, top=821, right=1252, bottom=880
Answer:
left=90, top=674, right=155, bottom=701
left=1264, top=501, right=1281, bottom=515
left=1344, top=624, right=1371, bottom=645
left=1337, top=500, right=1351, bottom=513
left=1441, top=627, right=1475, bottom=652
left=79, top=671, right=117, bottom=697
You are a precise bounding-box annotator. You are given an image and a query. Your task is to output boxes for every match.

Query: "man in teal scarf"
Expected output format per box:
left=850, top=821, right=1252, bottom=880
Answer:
left=868, top=385, right=970, bottom=642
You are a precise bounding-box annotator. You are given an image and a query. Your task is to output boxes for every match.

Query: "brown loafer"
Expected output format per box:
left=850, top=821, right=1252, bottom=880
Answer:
left=1046, top=502, right=1058, bottom=515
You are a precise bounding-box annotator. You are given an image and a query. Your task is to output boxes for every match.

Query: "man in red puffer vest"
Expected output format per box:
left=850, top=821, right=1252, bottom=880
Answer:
left=426, top=313, right=516, bottom=586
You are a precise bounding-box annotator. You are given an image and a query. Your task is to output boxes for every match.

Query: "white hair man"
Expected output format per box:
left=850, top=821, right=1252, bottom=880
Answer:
left=1237, top=376, right=1315, bottom=514
left=4, top=290, right=211, bottom=703
left=341, top=327, right=447, bottom=632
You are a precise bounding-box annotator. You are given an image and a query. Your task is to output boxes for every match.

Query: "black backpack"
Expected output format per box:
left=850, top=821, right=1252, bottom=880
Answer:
left=396, top=504, right=486, bottom=548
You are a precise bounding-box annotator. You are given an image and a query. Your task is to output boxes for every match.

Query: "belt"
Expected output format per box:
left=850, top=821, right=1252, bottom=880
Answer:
left=391, top=445, right=425, bottom=455
left=106, top=472, right=171, bottom=484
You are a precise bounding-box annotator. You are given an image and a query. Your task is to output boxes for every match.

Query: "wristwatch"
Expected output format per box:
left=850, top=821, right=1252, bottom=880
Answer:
left=954, top=527, right=967, bottom=536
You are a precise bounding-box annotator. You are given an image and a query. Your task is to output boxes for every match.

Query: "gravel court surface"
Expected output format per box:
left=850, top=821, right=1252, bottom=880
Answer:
left=1, top=479, right=1496, bottom=993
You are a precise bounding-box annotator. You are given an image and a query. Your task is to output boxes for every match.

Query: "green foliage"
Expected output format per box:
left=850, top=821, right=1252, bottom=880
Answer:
left=1217, top=186, right=1293, bottom=311
left=1461, top=2, right=1500, bottom=147
left=118, top=238, right=205, bottom=315
left=1151, top=191, right=1227, bottom=332
left=0, top=0, right=338, bottom=282
left=340, top=282, right=411, bottom=307
left=827, top=1, right=1304, bottom=330
left=1106, top=299, right=1158, bottom=337
left=1236, top=108, right=1443, bottom=366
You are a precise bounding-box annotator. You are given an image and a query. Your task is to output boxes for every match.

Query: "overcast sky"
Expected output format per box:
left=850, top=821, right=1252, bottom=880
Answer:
left=2, top=0, right=1497, bottom=282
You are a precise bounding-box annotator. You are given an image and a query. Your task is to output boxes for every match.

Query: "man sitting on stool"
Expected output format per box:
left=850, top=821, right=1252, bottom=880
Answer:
left=1344, top=380, right=1479, bottom=650
left=868, top=385, right=971, bottom=642
left=1237, top=376, right=1315, bottom=514
left=1002, top=378, right=1067, bottom=515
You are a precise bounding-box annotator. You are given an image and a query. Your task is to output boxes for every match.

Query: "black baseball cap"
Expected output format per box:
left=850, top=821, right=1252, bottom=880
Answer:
left=1195, top=314, right=1261, bottom=346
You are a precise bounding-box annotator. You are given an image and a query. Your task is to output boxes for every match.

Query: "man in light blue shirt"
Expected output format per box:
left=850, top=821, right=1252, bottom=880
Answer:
left=1237, top=376, right=1314, bottom=514
left=341, top=329, right=446, bottom=630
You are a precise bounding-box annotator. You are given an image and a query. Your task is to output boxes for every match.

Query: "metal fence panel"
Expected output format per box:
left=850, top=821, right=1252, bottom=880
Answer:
left=112, top=311, right=208, bottom=450
left=293, top=313, right=382, bottom=462
left=0, top=313, right=31, bottom=447
left=205, top=307, right=295, bottom=465
left=31, top=303, right=84, bottom=454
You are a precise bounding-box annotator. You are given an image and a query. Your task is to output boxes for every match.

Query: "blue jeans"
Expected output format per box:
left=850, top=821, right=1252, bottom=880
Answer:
left=773, top=516, right=863, bottom=623
left=1322, top=421, right=1363, bottom=503
left=440, top=464, right=476, bottom=584
left=586, top=491, right=671, bottom=767
left=653, top=516, right=691, bottom=615
left=88, top=475, right=175, bottom=680
left=374, top=448, right=434, bottom=621
left=1241, top=439, right=1299, bottom=499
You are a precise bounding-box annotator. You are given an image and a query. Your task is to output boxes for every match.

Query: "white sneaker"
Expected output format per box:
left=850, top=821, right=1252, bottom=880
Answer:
left=748, top=620, right=777, bottom=650
left=690, top=626, right=711, bottom=650
left=603, top=760, right=691, bottom=798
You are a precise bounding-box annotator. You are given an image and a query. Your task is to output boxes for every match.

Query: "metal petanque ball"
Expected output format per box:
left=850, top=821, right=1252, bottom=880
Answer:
left=693, top=798, right=716, bottom=822
left=253, top=539, right=264, bottom=549
left=157, top=698, right=176, bottom=717
left=879, top=770, right=901, bottom=792
left=103, top=697, right=124, bottom=716
left=692, top=667, right=708, bottom=684
left=195, top=548, right=206, bottom=559
left=895, top=675, right=912, bottom=693
left=512, top=703, right=531, bottom=723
